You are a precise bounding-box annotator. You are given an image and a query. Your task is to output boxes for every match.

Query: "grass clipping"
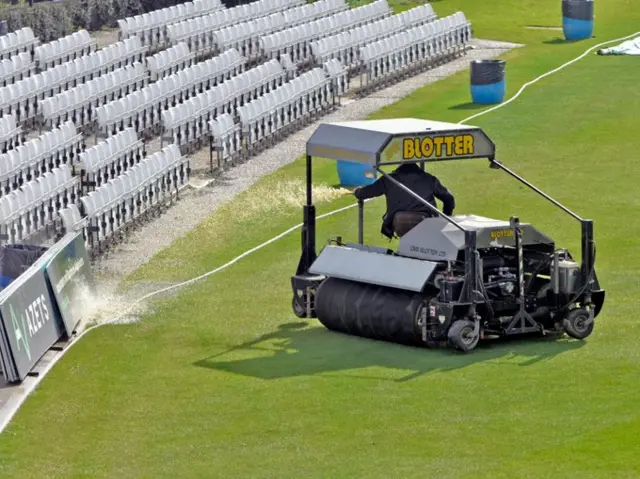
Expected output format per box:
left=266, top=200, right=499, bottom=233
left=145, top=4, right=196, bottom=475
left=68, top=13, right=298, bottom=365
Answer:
left=233, top=179, right=352, bottom=221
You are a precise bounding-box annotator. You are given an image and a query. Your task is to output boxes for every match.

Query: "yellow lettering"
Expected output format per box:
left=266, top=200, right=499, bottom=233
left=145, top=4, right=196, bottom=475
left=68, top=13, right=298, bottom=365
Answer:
left=443, top=136, right=455, bottom=156
left=403, top=139, right=415, bottom=159
left=433, top=137, right=444, bottom=157
left=454, top=135, right=465, bottom=155
left=420, top=137, right=433, bottom=158
left=463, top=134, right=474, bottom=155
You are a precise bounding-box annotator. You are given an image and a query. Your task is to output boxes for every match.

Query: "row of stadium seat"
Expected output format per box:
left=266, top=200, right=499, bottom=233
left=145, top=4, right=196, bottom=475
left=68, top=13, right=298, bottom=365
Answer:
left=0, top=52, right=35, bottom=87
left=118, top=0, right=223, bottom=47
left=0, top=164, right=78, bottom=243
left=310, top=3, right=437, bottom=68
left=34, top=29, right=97, bottom=71
left=0, top=27, right=39, bottom=61
left=59, top=144, right=189, bottom=251
left=168, top=0, right=345, bottom=56
left=166, top=0, right=306, bottom=50
left=78, top=128, right=144, bottom=189
left=161, top=58, right=287, bottom=149
left=96, top=48, right=247, bottom=136
left=0, top=37, right=147, bottom=123
left=260, top=0, right=391, bottom=64
left=0, top=121, right=82, bottom=196
left=0, top=115, right=22, bottom=154
left=323, top=58, right=349, bottom=96
left=41, top=62, right=148, bottom=129
left=209, top=114, right=242, bottom=167
left=359, top=12, right=471, bottom=87
left=208, top=60, right=346, bottom=166
left=237, top=68, right=332, bottom=149
left=146, top=42, right=195, bottom=81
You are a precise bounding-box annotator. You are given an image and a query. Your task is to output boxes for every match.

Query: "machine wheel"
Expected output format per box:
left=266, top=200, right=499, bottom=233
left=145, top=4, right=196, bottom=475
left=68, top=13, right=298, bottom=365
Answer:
left=292, top=296, right=306, bottom=318
left=563, top=308, right=594, bottom=340
left=447, top=319, right=479, bottom=352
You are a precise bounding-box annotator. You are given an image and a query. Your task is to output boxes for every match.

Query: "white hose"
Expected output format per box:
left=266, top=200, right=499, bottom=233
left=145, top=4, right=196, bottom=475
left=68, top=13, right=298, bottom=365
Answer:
left=1, top=31, right=638, bottom=434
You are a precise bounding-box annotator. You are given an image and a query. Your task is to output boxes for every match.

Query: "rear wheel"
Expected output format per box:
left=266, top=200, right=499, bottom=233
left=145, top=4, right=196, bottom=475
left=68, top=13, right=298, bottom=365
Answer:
left=563, top=307, right=594, bottom=339
left=447, top=319, right=479, bottom=352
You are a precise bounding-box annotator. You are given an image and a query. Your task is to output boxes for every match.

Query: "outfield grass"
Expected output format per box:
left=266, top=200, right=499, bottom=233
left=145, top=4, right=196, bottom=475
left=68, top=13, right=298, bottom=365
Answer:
left=1, top=1, right=640, bottom=477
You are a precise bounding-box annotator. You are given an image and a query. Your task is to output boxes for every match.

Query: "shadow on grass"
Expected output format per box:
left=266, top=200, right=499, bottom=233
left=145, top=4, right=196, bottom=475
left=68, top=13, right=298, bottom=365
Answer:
left=194, top=321, right=585, bottom=382
left=448, top=102, right=485, bottom=111
left=543, top=37, right=591, bottom=45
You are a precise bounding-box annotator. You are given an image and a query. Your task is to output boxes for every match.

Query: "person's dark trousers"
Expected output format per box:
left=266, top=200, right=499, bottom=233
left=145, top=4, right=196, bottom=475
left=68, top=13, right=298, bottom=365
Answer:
left=392, top=211, right=429, bottom=237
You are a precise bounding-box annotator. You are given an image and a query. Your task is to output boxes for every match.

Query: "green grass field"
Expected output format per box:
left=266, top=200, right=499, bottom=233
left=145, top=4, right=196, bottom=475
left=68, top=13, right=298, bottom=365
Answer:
left=1, top=1, right=640, bottom=477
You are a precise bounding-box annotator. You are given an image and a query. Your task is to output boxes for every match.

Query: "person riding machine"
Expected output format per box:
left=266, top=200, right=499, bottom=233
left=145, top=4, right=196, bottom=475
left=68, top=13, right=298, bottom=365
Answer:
left=353, top=162, right=456, bottom=239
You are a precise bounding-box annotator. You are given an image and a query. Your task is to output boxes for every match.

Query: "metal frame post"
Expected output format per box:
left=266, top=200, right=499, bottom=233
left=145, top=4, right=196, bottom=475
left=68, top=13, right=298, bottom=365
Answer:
left=295, top=154, right=317, bottom=275
left=357, top=199, right=364, bottom=244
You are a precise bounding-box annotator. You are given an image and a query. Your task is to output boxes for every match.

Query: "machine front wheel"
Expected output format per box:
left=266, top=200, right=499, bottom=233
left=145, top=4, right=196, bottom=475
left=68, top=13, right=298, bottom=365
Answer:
left=292, top=296, right=306, bottom=318
left=447, top=319, right=479, bottom=352
left=563, top=308, right=594, bottom=339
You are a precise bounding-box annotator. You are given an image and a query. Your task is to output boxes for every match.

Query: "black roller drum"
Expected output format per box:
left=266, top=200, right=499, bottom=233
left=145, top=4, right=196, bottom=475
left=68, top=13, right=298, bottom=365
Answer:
left=314, top=277, right=428, bottom=347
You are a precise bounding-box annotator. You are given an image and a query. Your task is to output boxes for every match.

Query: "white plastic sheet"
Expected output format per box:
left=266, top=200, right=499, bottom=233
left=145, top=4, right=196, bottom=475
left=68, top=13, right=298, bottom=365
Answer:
left=597, top=36, right=640, bottom=55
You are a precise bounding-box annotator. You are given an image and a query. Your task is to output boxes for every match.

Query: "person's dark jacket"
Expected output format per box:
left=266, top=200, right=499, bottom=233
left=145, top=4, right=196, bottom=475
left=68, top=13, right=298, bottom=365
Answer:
left=353, top=163, right=455, bottom=239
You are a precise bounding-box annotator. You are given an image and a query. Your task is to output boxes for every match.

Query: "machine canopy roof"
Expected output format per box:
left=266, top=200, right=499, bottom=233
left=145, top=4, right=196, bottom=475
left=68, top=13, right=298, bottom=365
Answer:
left=306, top=118, right=496, bottom=166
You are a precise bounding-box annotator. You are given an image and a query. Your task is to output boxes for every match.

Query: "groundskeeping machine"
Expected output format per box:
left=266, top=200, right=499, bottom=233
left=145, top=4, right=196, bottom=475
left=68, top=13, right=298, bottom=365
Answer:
left=290, top=118, right=605, bottom=352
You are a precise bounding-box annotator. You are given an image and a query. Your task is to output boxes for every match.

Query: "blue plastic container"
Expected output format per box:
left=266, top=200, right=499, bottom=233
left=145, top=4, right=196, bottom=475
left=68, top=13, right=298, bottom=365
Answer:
left=336, top=160, right=377, bottom=187
left=562, top=0, right=594, bottom=41
left=470, top=60, right=506, bottom=105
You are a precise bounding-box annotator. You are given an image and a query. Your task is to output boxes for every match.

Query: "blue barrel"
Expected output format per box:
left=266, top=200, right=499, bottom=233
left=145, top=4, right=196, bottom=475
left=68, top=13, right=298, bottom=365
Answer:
left=336, top=160, right=377, bottom=187
left=470, top=60, right=506, bottom=105
left=562, top=0, right=594, bottom=41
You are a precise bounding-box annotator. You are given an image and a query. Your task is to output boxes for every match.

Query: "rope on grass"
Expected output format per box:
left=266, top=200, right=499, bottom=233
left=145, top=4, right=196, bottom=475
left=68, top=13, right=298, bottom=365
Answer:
left=1, top=30, right=638, bottom=435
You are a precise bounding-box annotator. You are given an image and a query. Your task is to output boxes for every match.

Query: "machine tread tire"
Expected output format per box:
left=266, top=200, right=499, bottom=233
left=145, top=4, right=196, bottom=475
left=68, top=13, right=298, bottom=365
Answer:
left=447, top=319, right=479, bottom=352
left=563, top=308, right=594, bottom=340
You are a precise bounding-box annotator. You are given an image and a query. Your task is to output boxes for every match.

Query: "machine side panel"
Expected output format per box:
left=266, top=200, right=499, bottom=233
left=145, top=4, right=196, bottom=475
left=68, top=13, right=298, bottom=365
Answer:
left=309, top=246, right=438, bottom=292
left=397, top=217, right=464, bottom=261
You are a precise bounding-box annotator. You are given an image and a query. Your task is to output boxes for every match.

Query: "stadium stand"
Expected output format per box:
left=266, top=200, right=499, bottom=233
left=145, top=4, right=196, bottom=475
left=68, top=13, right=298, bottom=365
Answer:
left=259, top=0, right=391, bottom=65
left=161, top=57, right=286, bottom=152
left=166, top=0, right=311, bottom=56
left=64, top=144, right=189, bottom=252
left=0, top=37, right=147, bottom=125
left=77, top=128, right=145, bottom=191
left=96, top=47, right=247, bottom=138
left=0, top=52, right=35, bottom=87
left=309, top=3, right=437, bottom=69
left=146, top=42, right=196, bottom=81
left=0, top=164, right=78, bottom=243
left=357, top=12, right=472, bottom=92
left=0, top=121, right=82, bottom=195
left=236, top=67, right=334, bottom=153
left=0, top=115, right=23, bottom=154
left=208, top=113, right=242, bottom=168
left=34, top=30, right=97, bottom=71
left=118, top=0, right=224, bottom=50
left=0, top=27, right=39, bottom=61
left=0, top=0, right=473, bottom=258
left=41, top=62, right=148, bottom=130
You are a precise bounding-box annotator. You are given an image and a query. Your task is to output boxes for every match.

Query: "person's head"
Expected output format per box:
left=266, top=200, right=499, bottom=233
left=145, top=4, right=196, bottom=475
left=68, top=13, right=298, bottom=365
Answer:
left=394, top=163, right=423, bottom=174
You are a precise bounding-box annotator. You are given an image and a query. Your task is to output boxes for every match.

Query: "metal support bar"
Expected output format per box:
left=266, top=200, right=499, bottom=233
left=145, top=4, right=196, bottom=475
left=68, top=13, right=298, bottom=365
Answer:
left=357, top=199, right=364, bottom=245
left=490, top=158, right=582, bottom=221
left=296, top=155, right=317, bottom=274
left=581, top=219, right=594, bottom=287
left=374, top=166, right=466, bottom=232
left=504, top=215, right=541, bottom=335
